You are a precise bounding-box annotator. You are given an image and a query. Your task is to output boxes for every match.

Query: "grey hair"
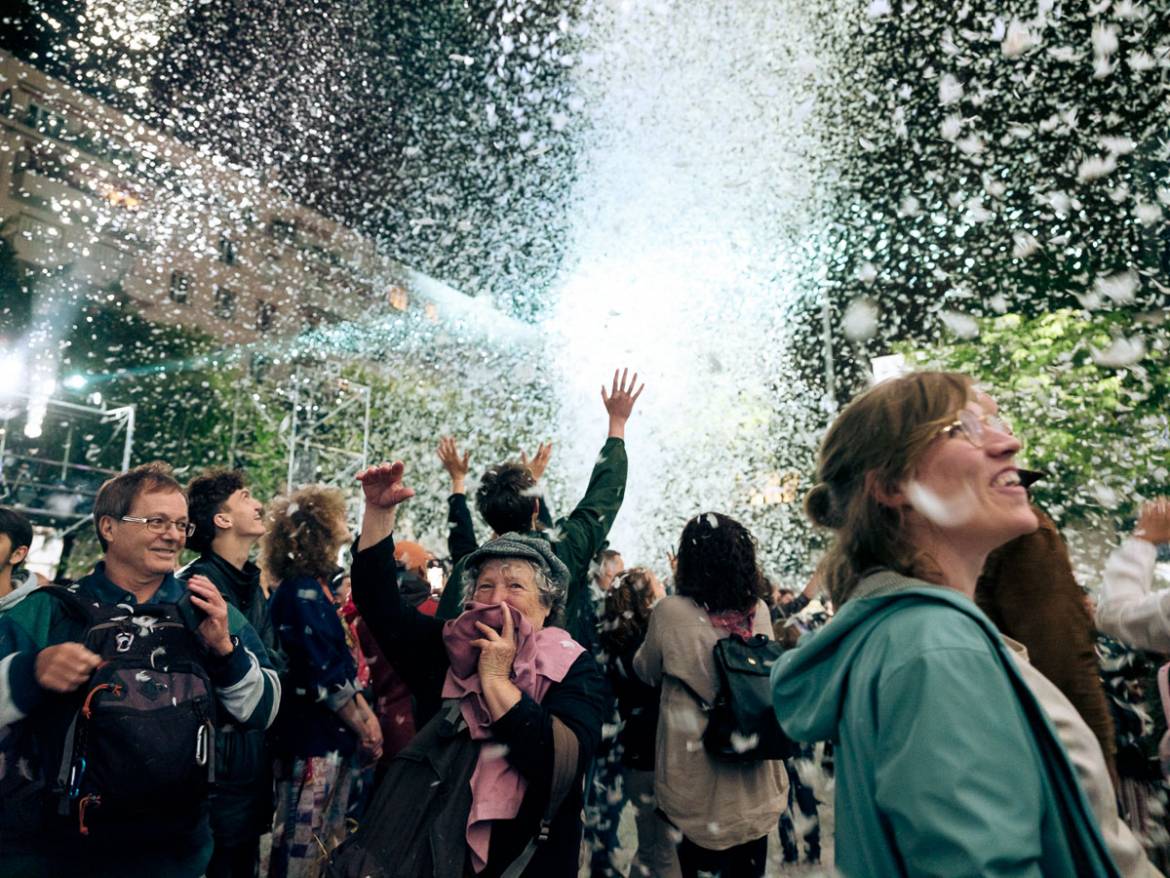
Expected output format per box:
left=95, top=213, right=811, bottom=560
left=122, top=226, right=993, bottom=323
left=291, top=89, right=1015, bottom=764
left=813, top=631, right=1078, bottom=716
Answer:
left=462, top=556, right=565, bottom=623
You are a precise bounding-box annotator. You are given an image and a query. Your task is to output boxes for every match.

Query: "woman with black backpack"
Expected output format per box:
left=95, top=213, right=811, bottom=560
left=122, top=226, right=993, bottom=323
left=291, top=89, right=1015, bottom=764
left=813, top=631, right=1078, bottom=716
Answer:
left=634, top=513, right=787, bottom=878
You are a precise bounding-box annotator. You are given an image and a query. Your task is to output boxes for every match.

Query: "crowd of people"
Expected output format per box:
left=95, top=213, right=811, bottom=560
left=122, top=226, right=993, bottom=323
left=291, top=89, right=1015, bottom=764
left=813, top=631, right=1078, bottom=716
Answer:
left=0, top=366, right=1169, bottom=878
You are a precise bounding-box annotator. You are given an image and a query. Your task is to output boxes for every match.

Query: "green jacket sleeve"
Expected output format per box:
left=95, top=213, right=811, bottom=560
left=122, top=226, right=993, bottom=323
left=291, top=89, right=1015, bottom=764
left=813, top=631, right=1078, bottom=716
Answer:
left=874, top=645, right=1046, bottom=878
left=552, top=437, right=628, bottom=580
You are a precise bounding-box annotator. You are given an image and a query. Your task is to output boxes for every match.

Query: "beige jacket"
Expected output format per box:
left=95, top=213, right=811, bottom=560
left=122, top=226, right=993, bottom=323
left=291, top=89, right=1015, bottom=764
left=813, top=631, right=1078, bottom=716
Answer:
left=633, top=595, right=787, bottom=850
left=1004, top=636, right=1162, bottom=878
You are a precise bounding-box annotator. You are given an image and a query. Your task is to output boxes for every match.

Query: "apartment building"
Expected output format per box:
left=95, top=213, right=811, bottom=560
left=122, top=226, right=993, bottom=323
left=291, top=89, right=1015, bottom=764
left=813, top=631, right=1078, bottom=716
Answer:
left=0, top=49, right=417, bottom=347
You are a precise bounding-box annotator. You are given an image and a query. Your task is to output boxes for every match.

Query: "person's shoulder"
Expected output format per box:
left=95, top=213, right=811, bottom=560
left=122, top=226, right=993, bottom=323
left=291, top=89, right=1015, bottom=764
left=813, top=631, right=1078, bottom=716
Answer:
left=269, top=574, right=319, bottom=606
left=648, top=594, right=704, bottom=623
left=863, top=595, right=998, bottom=660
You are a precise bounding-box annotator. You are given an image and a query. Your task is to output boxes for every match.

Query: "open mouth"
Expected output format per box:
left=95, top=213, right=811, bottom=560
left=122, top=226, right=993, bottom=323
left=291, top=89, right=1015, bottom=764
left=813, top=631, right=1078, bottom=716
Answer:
left=991, top=470, right=1022, bottom=488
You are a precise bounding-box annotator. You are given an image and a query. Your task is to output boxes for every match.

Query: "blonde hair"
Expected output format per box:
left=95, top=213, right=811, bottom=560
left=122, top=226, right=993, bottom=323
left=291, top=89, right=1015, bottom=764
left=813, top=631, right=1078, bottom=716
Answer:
left=262, top=485, right=349, bottom=582
left=806, top=371, right=973, bottom=606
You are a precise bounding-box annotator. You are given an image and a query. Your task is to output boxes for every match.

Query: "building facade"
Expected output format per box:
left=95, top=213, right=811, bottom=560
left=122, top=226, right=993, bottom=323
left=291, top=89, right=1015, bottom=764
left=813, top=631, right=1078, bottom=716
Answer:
left=0, top=49, right=417, bottom=348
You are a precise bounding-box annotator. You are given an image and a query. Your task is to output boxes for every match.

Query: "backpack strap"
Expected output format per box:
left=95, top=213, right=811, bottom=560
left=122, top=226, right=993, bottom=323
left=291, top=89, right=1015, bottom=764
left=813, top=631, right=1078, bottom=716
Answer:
left=38, top=588, right=95, bottom=816
left=668, top=673, right=711, bottom=712
left=38, top=585, right=95, bottom=628
left=497, top=716, right=579, bottom=878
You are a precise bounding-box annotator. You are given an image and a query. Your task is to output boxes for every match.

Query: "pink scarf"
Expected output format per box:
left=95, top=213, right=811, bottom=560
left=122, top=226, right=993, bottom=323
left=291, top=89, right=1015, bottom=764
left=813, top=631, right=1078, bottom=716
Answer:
left=707, top=606, right=756, bottom=640
left=441, top=602, right=585, bottom=873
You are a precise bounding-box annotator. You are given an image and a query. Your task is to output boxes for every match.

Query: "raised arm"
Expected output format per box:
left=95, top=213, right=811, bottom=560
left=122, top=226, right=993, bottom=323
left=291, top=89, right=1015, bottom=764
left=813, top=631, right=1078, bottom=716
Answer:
left=1096, top=497, right=1170, bottom=652
left=554, top=370, right=643, bottom=571
left=352, top=462, right=449, bottom=709
left=522, top=442, right=556, bottom=528
left=439, top=438, right=480, bottom=563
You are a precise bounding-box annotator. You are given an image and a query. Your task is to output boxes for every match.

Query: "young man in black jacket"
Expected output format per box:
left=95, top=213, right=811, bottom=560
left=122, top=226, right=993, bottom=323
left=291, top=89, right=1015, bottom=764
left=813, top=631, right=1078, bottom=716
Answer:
left=179, top=468, right=286, bottom=878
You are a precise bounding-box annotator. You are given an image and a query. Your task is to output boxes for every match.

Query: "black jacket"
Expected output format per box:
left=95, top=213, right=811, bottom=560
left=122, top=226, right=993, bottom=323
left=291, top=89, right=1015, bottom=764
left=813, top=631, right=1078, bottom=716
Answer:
left=353, top=533, right=608, bottom=877
left=605, top=635, right=659, bottom=771
left=177, top=552, right=285, bottom=842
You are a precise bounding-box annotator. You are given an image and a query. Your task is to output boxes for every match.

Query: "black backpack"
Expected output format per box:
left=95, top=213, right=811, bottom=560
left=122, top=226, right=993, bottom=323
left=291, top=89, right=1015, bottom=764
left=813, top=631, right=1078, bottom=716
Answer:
left=48, top=587, right=217, bottom=836
left=328, top=700, right=579, bottom=878
left=679, top=634, right=795, bottom=763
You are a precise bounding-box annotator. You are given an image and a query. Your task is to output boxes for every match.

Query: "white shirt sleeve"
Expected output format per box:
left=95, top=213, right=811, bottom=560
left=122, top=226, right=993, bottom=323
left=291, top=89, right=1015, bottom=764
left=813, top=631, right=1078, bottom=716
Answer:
left=1096, top=538, right=1169, bottom=652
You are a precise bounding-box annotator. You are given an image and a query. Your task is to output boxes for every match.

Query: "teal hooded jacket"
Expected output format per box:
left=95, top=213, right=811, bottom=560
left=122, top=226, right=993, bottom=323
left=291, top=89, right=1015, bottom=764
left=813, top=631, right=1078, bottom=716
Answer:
left=770, top=570, right=1120, bottom=878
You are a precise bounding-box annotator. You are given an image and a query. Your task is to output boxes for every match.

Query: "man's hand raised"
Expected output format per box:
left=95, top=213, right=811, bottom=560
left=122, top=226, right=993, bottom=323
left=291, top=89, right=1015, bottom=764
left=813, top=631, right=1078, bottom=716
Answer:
left=356, top=462, right=415, bottom=551
left=602, top=368, right=645, bottom=439
left=520, top=442, right=553, bottom=482
left=437, top=437, right=471, bottom=494
left=356, top=462, right=416, bottom=510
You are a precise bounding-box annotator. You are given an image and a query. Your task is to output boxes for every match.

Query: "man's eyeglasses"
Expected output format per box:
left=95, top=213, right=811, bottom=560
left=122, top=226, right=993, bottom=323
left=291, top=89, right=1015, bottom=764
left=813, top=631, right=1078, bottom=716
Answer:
left=937, top=409, right=1014, bottom=449
left=120, top=516, right=196, bottom=537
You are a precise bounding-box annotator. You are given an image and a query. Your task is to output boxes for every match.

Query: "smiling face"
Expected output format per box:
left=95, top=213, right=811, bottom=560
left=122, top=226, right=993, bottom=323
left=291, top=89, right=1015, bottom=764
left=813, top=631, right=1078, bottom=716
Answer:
left=217, top=487, right=267, bottom=540
left=102, top=488, right=189, bottom=579
left=472, top=557, right=551, bottom=630
left=901, top=392, right=1038, bottom=555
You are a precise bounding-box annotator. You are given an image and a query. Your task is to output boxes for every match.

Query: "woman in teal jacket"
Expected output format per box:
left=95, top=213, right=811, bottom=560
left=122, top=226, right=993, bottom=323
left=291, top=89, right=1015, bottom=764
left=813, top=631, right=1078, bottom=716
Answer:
left=771, top=371, right=1120, bottom=878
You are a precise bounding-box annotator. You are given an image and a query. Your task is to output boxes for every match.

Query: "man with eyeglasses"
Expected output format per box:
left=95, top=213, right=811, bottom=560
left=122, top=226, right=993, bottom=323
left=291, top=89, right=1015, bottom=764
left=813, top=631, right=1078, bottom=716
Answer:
left=0, top=462, right=281, bottom=877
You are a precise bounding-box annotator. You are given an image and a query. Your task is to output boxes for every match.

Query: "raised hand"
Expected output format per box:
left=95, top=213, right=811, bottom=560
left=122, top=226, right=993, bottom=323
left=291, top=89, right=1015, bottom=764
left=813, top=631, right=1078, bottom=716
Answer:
left=1136, top=497, right=1170, bottom=545
left=520, top=441, right=553, bottom=482
left=601, top=368, right=645, bottom=439
left=356, top=462, right=416, bottom=510
left=437, top=437, right=471, bottom=494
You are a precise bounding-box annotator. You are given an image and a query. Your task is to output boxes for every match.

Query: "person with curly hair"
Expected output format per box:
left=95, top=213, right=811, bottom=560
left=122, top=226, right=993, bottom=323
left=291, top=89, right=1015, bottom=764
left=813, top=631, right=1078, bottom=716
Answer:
left=265, top=485, right=382, bottom=878
left=597, top=567, right=680, bottom=877
left=634, top=513, right=786, bottom=878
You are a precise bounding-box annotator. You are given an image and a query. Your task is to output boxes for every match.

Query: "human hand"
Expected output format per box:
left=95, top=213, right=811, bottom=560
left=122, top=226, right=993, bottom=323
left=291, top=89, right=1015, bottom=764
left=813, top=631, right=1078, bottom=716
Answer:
left=471, top=605, right=518, bottom=680
left=35, top=642, right=102, bottom=693
left=188, top=575, right=233, bottom=657
left=601, top=368, right=645, bottom=439
left=666, top=551, right=677, bottom=576
left=1136, top=497, right=1170, bottom=545
left=520, top=442, right=553, bottom=482
left=802, top=572, right=821, bottom=599
left=356, top=462, right=416, bottom=510
left=437, top=438, right=471, bottom=493
left=358, top=715, right=383, bottom=764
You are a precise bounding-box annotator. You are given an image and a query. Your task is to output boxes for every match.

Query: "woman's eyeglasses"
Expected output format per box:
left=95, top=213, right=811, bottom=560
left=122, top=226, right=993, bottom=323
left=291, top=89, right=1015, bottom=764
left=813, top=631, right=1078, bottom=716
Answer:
left=937, top=409, right=1014, bottom=448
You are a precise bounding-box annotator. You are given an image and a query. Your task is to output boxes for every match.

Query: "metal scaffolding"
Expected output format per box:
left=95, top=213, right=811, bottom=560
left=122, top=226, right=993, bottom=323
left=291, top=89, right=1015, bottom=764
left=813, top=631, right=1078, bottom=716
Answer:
left=0, top=394, right=134, bottom=532
left=280, top=364, right=371, bottom=492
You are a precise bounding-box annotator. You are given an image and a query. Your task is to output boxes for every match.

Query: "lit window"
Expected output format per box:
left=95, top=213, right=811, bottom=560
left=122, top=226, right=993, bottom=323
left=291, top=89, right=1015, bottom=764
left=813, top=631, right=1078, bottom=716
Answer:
left=256, top=300, right=275, bottom=331
left=214, top=286, right=237, bottom=319
left=218, top=235, right=237, bottom=266
left=168, top=271, right=191, bottom=304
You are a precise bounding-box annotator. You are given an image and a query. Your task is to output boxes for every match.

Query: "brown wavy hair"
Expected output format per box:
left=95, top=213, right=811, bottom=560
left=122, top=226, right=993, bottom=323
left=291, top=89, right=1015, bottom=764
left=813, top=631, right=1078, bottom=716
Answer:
left=261, top=485, right=349, bottom=583
left=675, top=512, right=768, bottom=613
left=806, top=371, right=973, bottom=607
left=599, top=567, right=657, bottom=654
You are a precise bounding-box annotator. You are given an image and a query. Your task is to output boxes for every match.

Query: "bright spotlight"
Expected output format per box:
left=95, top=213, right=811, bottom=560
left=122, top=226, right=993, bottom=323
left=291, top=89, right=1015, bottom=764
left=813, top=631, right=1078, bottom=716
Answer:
left=23, top=411, right=44, bottom=439
left=64, top=374, right=87, bottom=390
